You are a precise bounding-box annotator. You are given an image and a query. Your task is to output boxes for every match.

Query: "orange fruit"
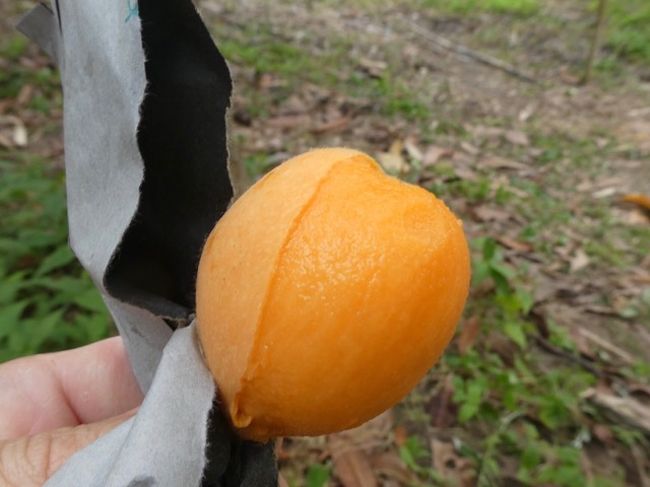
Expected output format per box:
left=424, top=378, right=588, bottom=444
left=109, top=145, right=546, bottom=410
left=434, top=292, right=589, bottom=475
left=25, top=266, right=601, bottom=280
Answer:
left=196, top=148, right=470, bottom=442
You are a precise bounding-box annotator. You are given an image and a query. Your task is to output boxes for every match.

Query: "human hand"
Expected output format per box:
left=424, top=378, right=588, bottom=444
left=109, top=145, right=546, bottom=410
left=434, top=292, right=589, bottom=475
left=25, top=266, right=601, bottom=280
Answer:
left=0, top=337, right=143, bottom=486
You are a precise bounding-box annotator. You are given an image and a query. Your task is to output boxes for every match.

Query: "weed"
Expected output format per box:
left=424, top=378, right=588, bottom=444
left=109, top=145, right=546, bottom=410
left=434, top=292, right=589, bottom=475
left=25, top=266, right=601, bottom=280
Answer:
left=0, top=156, right=112, bottom=361
left=423, top=0, right=540, bottom=16
left=305, top=463, right=330, bottom=487
left=604, top=0, right=650, bottom=63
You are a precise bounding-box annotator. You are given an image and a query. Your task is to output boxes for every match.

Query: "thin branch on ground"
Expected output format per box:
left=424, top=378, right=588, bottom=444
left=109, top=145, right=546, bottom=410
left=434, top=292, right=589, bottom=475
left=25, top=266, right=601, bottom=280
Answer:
left=534, top=335, right=604, bottom=377
left=581, top=0, right=608, bottom=85
left=407, top=20, right=539, bottom=84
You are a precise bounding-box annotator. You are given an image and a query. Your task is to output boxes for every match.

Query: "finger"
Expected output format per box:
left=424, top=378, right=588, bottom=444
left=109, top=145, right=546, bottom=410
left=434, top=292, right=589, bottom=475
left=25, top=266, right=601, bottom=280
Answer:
left=0, top=409, right=135, bottom=487
left=0, top=337, right=143, bottom=441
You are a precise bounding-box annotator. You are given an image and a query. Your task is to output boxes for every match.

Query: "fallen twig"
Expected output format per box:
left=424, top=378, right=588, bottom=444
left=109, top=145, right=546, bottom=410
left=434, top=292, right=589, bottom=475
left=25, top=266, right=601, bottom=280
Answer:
left=407, top=20, right=538, bottom=84
left=581, top=388, right=650, bottom=436
left=578, top=328, right=635, bottom=365
left=534, top=335, right=604, bottom=377
left=581, top=0, right=608, bottom=85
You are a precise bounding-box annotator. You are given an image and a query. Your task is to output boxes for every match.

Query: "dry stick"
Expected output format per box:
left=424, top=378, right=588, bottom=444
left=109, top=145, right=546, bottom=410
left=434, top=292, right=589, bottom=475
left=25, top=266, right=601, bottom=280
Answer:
left=534, top=335, right=604, bottom=377
left=582, top=0, right=608, bottom=85
left=408, top=20, right=538, bottom=84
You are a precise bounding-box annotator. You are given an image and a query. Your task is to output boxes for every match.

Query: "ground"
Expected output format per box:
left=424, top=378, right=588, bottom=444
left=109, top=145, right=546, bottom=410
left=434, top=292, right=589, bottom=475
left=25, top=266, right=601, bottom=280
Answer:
left=1, top=0, right=649, bottom=486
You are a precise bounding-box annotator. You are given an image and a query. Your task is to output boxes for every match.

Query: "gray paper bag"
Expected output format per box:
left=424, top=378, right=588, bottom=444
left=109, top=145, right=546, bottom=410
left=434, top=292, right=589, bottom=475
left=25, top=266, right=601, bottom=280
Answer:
left=18, top=1, right=277, bottom=485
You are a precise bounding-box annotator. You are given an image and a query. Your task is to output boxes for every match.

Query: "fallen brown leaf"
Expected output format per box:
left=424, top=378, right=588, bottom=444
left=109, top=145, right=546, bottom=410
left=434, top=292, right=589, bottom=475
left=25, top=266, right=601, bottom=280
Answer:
left=616, top=120, right=650, bottom=151
left=16, top=84, right=35, bottom=106
left=422, top=146, right=454, bottom=167
left=427, top=375, right=456, bottom=428
left=404, top=137, right=423, bottom=161
left=454, top=165, right=478, bottom=181
left=593, top=187, right=617, bottom=199
left=570, top=249, right=590, bottom=272
left=472, top=205, right=511, bottom=222
left=278, top=474, right=290, bottom=487
left=458, top=316, right=481, bottom=354
left=13, top=124, right=28, bottom=147
left=467, top=125, right=505, bottom=140
left=267, top=114, right=311, bottom=130
left=332, top=444, right=378, bottom=487
left=332, top=410, right=394, bottom=452
left=460, top=141, right=480, bottom=156
left=518, top=103, right=536, bottom=122
left=497, top=236, right=533, bottom=253
left=0, top=132, right=13, bottom=149
left=486, top=332, right=518, bottom=366
left=358, top=58, right=387, bottom=78
left=311, top=116, right=351, bottom=135
left=582, top=388, right=650, bottom=435
left=431, top=439, right=475, bottom=487
left=578, top=328, right=635, bottom=364
left=393, top=426, right=408, bottom=447
left=504, top=130, right=530, bottom=146
left=378, top=141, right=408, bottom=174
left=369, top=452, right=416, bottom=485
left=592, top=424, right=615, bottom=446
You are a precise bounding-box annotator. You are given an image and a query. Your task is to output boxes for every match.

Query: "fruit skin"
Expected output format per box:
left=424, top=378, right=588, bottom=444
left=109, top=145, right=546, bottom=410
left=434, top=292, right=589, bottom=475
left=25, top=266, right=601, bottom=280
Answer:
left=196, top=148, right=470, bottom=442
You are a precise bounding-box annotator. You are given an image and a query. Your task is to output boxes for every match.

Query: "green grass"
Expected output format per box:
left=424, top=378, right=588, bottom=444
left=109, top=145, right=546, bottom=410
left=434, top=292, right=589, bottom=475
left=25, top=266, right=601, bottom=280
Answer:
left=423, top=0, right=540, bottom=16
left=394, top=236, right=632, bottom=486
left=0, top=155, right=112, bottom=362
left=605, top=0, right=650, bottom=63
left=216, top=23, right=432, bottom=122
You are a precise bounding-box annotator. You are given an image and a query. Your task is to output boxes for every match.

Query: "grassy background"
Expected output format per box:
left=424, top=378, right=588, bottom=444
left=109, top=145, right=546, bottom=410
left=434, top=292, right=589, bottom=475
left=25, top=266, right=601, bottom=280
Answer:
left=0, top=34, right=112, bottom=362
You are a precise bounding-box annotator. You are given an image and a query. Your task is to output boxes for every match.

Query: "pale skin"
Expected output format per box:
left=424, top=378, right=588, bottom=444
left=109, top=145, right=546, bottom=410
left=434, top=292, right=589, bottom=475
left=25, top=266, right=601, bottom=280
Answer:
left=0, top=338, right=143, bottom=486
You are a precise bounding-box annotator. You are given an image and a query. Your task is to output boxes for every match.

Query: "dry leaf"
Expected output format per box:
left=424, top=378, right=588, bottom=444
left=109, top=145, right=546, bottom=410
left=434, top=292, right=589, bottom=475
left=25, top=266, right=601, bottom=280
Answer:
left=427, top=375, right=456, bottom=428
left=593, top=187, right=617, bottom=199
left=616, top=120, right=650, bottom=151
left=311, top=116, right=350, bottom=135
left=370, top=452, right=416, bottom=485
left=278, top=474, right=290, bottom=487
left=393, top=426, right=408, bottom=447
left=404, top=137, right=423, bottom=161
left=458, top=316, right=481, bottom=354
left=332, top=410, right=394, bottom=451
left=518, top=103, right=536, bottom=122
left=460, top=141, right=479, bottom=156
left=497, top=236, right=533, bottom=253
left=582, top=388, right=650, bottom=434
left=570, top=249, right=590, bottom=272
left=332, top=446, right=378, bottom=487
left=0, top=132, right=13, bottom=149
left=17, top=84, right=34, bottom=106
left=578, top=328, right=634, bottom=364
left=388, top=139, right=404, bottom=156
left=454, top=165, right=478, bottom=181
left=504, top=130, right=530, bottom=146
left=486, top=332, right=518, bottom=366
left=467, top=125, right=505, bottom=140
left=378, top=141, right=408, bottom=174
left=13, top=124, right=28, bottom=147
left=358, top=58, right=387, bottom=78
left=592, top=424, right=615, bottom=445
left=472, top=205, right=511, bottom=222
left=423, top=146, right=454, bottom=167
left=267, top=114, right=311, bottom=130
left=431, top=439, right=475, bottom=487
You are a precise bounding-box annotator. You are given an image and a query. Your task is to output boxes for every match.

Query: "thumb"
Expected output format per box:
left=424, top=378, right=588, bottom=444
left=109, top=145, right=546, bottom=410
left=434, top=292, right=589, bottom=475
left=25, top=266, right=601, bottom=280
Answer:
left=0, top=409, right=135, bottom=487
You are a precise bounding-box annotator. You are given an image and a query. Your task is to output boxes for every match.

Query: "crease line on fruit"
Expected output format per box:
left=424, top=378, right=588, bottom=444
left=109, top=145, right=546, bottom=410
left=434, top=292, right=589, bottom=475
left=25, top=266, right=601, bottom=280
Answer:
left=229, top=153, right=376, bottom=430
